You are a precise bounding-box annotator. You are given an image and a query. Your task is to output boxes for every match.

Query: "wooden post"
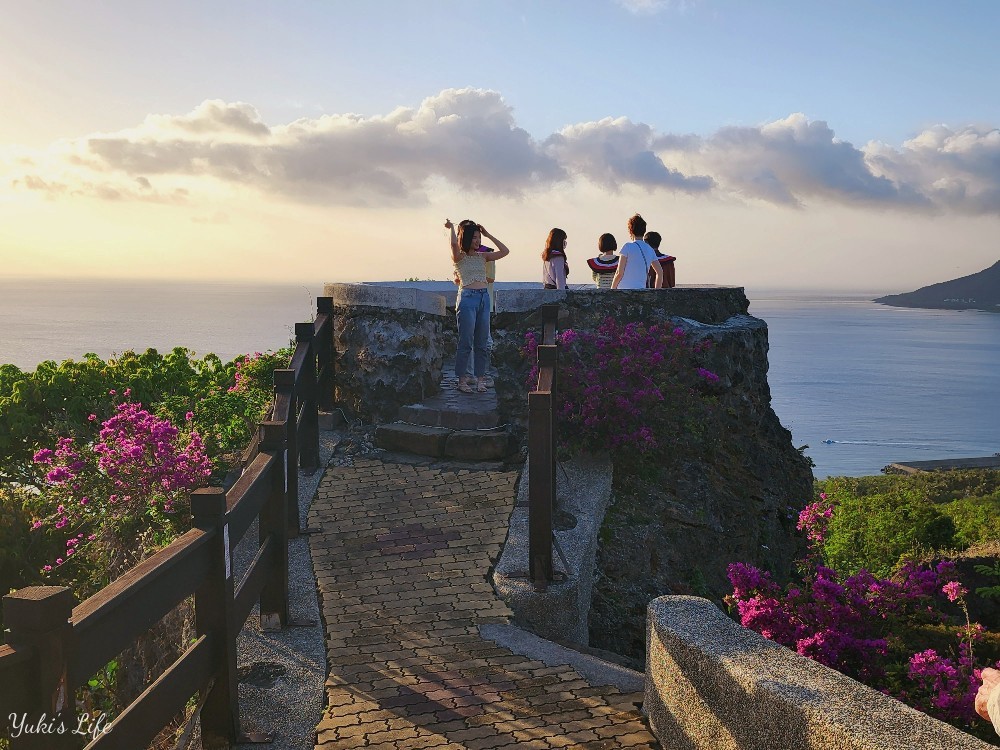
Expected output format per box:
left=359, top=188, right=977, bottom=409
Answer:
left=273, top=369, right=299, bottom=536
left=192, top=488, right=239, bottom=750
left=258, top=421, right=289, bottom=631
left=538, top=343, right=558, bottom=511
left=316, top=297, right=335, bottom=413
left=295, top=322, right=320, bottom=469
left=3, top=586, right=78, bottom=749
left=528, top=390, right=555, bottom=589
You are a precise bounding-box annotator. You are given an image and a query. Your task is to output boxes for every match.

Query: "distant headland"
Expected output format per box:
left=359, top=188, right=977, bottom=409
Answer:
left=875, top=260, right=1000, bottom=312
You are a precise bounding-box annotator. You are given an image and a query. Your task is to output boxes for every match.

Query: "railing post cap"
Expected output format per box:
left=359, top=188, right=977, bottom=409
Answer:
left=259, top=420, right=286, bottom=450
left=537, top=345, right=558, bottom=367
left=191, top=486, right=227, bottom=520
left=3, top=586, right=74, bottom=632
left=316, top=296, right=334, bottom=313
left=273, top=369, right=295, bottom=387
left=295, top=322, right=314, bottom=340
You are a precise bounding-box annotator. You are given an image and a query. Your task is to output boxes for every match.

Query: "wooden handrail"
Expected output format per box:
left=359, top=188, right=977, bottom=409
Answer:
left=527, top=304, right=560, bottom=589
left=0, top=296, right=338, bottom=749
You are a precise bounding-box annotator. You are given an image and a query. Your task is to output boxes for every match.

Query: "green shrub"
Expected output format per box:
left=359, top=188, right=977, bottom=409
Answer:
left=942, top=490, right=1000, bottom=548
left=816, top=471, right=1000, bottom=577
left=821, top=487, right=956, bottom=577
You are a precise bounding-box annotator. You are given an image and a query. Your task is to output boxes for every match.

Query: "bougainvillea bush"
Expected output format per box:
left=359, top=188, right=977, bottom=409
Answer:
left=31, top=395, right=213, bottom=594
left=1, top=347, right=291, bottom=607
left=523, top=317, right=721, bottom=466
left=727, top=493, right=1000, bottom=743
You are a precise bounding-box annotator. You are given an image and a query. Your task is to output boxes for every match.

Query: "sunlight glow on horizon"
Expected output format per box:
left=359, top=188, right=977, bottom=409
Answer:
left=3, top=2, right=999, bottom=292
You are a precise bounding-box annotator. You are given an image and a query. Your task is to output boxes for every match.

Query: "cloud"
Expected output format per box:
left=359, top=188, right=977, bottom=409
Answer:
left=660, top=114, right=928, bottom=209
left=615, top=0, right=700, bottom=14
left=6, top=91, right=1000, bottom=215
left=77, top=89, right=565, bottom=206
left=864, top=125, right=1000, bottom=214
left=545, top=117, right=714, bottom=193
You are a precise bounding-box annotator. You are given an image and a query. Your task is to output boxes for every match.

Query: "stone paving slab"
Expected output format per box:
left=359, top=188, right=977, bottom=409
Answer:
left=310, top=456, right=659, bottom=749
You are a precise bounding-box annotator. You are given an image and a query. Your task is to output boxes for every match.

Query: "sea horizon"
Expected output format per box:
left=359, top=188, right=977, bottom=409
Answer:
left=1, top=277, right=997, bottom=479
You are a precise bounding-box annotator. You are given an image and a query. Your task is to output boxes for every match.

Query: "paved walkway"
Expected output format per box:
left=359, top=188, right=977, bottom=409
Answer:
left=310, top=455, right=659, bottom=749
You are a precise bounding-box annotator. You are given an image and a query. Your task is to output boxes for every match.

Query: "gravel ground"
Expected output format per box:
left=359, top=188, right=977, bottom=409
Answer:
left=183, top=422, right=380, bottom=750
left=227, top=429, right=339, bottom=749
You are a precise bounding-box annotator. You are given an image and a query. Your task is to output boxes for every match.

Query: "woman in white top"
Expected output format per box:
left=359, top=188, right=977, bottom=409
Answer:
left=611, top=213, right=664, bottom=290
left=541, top=227, right=569, bottom=289
left=446, top=219, right=510, bottom=393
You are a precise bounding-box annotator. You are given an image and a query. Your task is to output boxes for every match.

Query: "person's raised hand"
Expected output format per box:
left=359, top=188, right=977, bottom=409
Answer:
left=444, top=219, right=454, bottom=230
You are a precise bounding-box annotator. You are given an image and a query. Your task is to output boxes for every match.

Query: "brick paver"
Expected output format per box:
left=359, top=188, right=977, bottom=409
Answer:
left=310, top=456, right=659, bottom=749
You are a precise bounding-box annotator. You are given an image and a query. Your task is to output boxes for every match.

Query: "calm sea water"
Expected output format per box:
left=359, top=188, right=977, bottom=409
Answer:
left=1, top=279, right=997, bottom=478
left=748, top=291, right=1000, bottom=478
left=0, top=278, right=321, bottom=368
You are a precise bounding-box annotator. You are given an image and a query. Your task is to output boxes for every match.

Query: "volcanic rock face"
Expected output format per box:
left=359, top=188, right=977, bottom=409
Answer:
left=492, top=289, right=812, bottom=662
left=333, top=306, right=450, bottom=423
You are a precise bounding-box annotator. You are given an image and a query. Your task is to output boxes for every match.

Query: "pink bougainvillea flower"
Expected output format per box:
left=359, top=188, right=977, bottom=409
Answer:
left=942, top=581, right=967, bottom=603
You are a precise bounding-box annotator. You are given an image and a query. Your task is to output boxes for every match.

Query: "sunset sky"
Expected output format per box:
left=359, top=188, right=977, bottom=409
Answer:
left=3, top=0, right=999, bottom=291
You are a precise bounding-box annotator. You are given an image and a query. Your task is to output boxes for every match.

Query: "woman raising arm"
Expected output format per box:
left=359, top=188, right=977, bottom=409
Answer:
left=445, top=218, right=510, bottom=393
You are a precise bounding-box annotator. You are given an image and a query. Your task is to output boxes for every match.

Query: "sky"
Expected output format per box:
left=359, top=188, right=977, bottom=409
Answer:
left=2, top=0, right=1000, bottom=292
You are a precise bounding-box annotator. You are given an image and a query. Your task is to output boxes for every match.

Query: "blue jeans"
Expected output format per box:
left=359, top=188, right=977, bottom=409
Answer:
left=456, top=288, right=490, bottom=379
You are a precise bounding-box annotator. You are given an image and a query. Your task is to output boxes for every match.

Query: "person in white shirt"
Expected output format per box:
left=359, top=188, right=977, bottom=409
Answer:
left=611, top=213, right=664, bottom=290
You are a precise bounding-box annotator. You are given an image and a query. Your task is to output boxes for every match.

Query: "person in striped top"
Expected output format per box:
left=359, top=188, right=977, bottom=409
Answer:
left=587, top=233, right=619, bottom=289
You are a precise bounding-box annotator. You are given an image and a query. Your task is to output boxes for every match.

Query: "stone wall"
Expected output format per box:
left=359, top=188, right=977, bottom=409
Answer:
left=325, top=283, right=452, bottom=423
left=645, top=596, right=992, bottom=750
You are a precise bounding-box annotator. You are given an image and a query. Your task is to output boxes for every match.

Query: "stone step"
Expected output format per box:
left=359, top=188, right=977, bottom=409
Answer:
left=398, top=403, right=499, bottom=430
left=375, top=422, right=509, bottom=460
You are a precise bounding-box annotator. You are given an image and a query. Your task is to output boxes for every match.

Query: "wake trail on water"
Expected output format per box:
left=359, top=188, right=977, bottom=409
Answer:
left=821, top=439, right=942, bottom=449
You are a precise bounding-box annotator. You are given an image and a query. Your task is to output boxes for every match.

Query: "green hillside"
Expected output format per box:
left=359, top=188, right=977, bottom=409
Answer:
left=876, top=260, right=1000, bottom=312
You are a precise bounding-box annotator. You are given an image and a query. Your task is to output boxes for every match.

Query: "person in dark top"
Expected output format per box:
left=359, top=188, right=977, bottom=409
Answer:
left=644, top=231, right=676, bottom=289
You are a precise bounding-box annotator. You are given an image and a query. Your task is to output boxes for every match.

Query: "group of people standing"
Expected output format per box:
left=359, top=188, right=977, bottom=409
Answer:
left=445, top=213, right=676, bottom=394
left=545, top=213, right=676, bottom=291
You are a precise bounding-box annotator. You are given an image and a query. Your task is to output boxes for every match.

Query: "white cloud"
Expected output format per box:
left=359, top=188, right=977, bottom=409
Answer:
left=615, top=0, right=700, bottom=15
left=545, top=117, right=713, bottom=193
left=660, top=113, right=928, bottom=209
left=6, top=92, right=1000, bottom=216
left=864, top=125, right=1000, bottom=214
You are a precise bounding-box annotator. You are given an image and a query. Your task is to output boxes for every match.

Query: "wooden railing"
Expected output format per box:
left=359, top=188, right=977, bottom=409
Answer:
left=0, top=297, right=336, bottom=750
left=527, top=304, right=559, bottom=590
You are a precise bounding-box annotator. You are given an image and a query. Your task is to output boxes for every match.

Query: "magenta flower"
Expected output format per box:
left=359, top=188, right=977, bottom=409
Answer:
left=941, top=581, right=967, bottom=603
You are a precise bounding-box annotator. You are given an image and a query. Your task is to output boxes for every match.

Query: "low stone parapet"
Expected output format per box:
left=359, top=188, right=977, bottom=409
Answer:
left=492, top=454, right=613, bottom=645
left=645, top=596, right=993, bottom=750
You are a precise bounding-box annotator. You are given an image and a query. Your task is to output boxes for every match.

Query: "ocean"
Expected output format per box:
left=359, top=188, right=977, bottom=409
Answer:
left=748, top=292, right=1000, bottom=478
left=0, top=278, right=322, bottom=368
left=1, top=279, right=997, bottom=479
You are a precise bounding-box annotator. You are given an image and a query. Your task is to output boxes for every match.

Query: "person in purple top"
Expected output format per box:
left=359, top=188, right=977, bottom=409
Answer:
left=541, top=227, right=570, bottom=289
